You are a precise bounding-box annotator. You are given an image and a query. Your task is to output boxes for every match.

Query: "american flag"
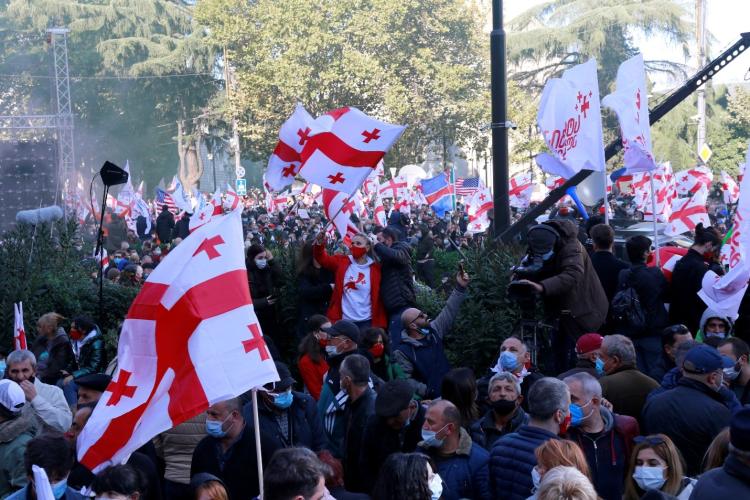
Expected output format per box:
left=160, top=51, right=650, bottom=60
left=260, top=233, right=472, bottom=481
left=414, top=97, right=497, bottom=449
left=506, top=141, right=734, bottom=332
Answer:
left=155, top=188, right=178, bottom=213
left=455, top=177, right=481, bottom=196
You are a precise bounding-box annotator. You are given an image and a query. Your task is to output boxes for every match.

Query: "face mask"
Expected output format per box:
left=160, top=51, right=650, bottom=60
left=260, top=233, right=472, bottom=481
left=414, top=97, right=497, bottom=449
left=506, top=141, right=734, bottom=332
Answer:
left=51, top=478, right=68, bottom=500
left=255, top=258, right=268, bottom=269
left=706, top=331, right=726, bottom=339
left=499, top=350, right=519, bottom=372
left=490, top=398, right=517, bottom=416
left=724, top=363, right=741, bottom=382
left=351, top=246, right=367, bottom=259
left=633, top=466, right=666, bottom=491
left=421, top=424, right=448, bottom=448
left=569, top=401, right=592, bottom=427
left=273, top=390, right=293, bottom=409
left=715, top=372, right=724, bottom=392
left=595, top=357, right=605, bottom=376
left=325, top=345, right=340, bottom=357
left=369, top=344, right=385, bottom=358
left=70, top=328, right=84, bottom=341
left=531, top=466, right=542, bottom=490
left=317, top=336, right=328, bottom=348
left=206, top=415, right=231, bottom=438
left=428, top=473, right=443, bottom=500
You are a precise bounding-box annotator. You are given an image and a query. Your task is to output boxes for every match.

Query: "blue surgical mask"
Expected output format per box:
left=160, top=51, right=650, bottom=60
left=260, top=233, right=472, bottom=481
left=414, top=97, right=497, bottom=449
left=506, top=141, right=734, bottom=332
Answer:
left=633, top=466, right=666, bottom=491
left=255, top=258, right=268, bottom=269
left=421, top=424, right=448, bottom=448
left=595, top=357, right=605, bottom=376
left=273, top=390, right=293, bottom=409
left=419, top=327, right=430, bottom=335
left=569, top=402, right=586, bottom=427
left=0, top=361, right=5, bottom=377
left=51, top=478, right=68, bottom=499
left=325, top=345, right=339, bottom=357
left=206, top=415, right=231, bottom=438
left=499, top=351, right=519, bottom=372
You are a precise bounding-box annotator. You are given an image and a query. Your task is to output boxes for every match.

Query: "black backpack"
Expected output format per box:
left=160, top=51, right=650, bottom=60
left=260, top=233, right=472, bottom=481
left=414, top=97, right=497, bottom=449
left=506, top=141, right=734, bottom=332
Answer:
left=611, top=269, right=647, bottom=333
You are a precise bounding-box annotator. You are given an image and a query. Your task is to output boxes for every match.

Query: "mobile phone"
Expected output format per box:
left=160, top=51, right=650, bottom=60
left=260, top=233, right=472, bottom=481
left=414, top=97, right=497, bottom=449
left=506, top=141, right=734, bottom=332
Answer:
left=458, top=261, right=466, bottom=276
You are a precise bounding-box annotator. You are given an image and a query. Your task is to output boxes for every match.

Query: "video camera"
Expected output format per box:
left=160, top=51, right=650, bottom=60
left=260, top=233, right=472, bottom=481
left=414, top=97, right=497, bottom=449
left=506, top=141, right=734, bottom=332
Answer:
left=507, top=224, right=560, bottom=313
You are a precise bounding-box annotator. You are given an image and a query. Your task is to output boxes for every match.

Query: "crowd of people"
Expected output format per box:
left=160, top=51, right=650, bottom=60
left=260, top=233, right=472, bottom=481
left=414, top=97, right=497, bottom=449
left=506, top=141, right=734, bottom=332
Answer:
left=1, top=187, right=750, bottom=500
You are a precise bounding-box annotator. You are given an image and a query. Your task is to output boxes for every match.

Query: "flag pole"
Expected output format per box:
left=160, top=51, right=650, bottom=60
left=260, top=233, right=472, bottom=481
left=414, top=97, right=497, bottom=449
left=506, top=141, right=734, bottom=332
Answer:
left=649, top=175, right=661, bottom=267
left=251, top=389, right=264, bottom=497
left=603, top=170, right=610, bottom=225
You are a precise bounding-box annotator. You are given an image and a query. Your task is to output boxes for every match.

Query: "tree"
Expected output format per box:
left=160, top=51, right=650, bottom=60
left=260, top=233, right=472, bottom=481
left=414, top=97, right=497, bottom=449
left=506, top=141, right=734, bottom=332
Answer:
left=195, top=0, right=489, bottom=171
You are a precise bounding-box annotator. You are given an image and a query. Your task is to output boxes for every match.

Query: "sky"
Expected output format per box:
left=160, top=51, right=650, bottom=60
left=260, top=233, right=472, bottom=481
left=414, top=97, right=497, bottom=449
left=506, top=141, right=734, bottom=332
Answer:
left=503, top=0, right=750, bottom=88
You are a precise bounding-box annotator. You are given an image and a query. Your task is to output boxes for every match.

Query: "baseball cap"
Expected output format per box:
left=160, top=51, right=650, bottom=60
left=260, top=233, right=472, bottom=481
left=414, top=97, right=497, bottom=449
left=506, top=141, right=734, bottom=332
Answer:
left=376, top=380, right=414, bottom=417
left=266, top=362, right=295, bottom=393
left=730, top=407, right=750, bottom=452
left=576, top=333, right=603, bottom=355
left=75, top=373, right=112, bottom=393
left=682, top=344, right=734, bottom=374
left=0, top=380, right=25, bottom=414
left=323, top=320, right=361, bottom=345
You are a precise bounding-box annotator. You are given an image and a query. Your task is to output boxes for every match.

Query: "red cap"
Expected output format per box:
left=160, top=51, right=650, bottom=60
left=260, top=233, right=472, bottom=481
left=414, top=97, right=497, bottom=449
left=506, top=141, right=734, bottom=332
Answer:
left=576, top=333, right=603, bottom=355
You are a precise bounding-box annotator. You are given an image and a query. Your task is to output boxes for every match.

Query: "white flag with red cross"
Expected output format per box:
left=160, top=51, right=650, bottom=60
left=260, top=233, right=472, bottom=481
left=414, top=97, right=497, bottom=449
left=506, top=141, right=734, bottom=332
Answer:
left=322, top=189, right=359, bottom=240
left=675, top=167, right=712, bottom=196
left=699, top=260, right=750, bottom=321
left=13, top=302, right=26, bottom=351
left=721, top=170, right=740, bottom=204
left=224, top=184, right=241, bottom=211
left=602, top=53, right=656, bottom=174
left=509, top=172, right=533, bottom=209
left=373, top=194, right=387, bottom=227
left=466, top=185, right=493, bottom=234
left=536, top=59, right=606, bottom=179
left=189, top=191, right=223, bottom=233
left=77, top=208, right=278, bottom=472
left=721, top=145, right=750, bottom=269
left=379, top=175, right=408, bottom=199
left=665, top=187, right=710, bottom=236
left=266, top=104, right=316, bottom=192
left=299, top=107, right=405, bottom=195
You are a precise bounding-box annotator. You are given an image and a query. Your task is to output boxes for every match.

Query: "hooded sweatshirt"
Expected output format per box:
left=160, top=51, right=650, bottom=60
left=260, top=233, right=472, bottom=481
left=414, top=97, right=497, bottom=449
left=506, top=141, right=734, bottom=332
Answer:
left=695, top=308, right=733, bottom=343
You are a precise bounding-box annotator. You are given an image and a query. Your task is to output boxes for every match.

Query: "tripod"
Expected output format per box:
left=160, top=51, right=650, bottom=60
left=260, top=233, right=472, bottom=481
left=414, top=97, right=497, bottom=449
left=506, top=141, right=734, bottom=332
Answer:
left=511, top=316, right=553, bottom=371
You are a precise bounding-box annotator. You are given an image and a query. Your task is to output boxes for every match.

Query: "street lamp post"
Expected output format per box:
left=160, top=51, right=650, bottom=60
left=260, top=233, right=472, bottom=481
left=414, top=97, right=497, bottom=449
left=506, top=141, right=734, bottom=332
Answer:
left=491, top=0, right=510, bottom=237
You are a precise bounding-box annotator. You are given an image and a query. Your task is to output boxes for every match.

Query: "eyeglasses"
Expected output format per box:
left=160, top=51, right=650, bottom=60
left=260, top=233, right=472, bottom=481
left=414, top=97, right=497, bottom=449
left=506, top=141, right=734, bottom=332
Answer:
left=410, top=312, right=428, bottom=325
left=634, top=435, right=665, bottom=446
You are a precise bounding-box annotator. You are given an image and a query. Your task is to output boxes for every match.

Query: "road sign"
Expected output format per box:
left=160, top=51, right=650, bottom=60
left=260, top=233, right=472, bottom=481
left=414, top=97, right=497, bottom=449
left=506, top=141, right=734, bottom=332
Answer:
left=235, top=178, right=247, bottom=195
left=699, top=143, right=712, bottom=164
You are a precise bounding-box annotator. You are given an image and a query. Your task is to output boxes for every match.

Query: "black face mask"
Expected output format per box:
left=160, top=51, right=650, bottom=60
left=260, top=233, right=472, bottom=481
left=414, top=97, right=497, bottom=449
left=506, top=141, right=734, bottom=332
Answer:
left=489, top=398, right=517, bottom=416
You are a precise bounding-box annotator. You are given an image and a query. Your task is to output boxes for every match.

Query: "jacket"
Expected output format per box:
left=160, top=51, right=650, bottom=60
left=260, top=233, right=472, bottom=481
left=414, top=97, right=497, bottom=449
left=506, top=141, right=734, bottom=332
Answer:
left=393, top=287, right=466, bottom=398
left=490, top=425, right=559, bottom=500
left=359, top=405, right=426, bottom=492
left=590, top=250, right=630, bottom=303
left=68, top=328, right=107, bottom=378
left=539, top=220, right=608, bottom=332
left=647, top=366, right=740, bottom=412
left=31, top=329, right=75, bottom=384
left=566, top=407, right=639, bottom=500
left=599, top=366, right=659, bottom=425
left=343, top=388, right=377, bottom=492
left=153, top=412, right=207, bottom=484
left=470, top=407, right=529, bottom=451
left=5, top=485, right=86, bottom=500
left=297, top=268, right=334, bottom=327
left=0, top=408, right=37, bottom=498
left=558, top=359, right=601, bottom=380
left=30, top=378, right=72, bottom=433
left=669, top=249, right=716, bottom=334
left=246, top=258, right=282, bottom=315
left=172, top=215, right=190, bottom=240
left=373, top=241, right=416, bottom=313
left=155, top=210, right=175, bottom=243
left=419, top=428, right=491, bottom=500
left=477, top=368, right=543, bottom=414
left=642, top=377, right=731, bottom=476
left=689, top=453, right=750, bottom=498
left=615, top=264, right=671, bottom=338
left=313, top=244, right=386, bottom=327
left=695, top=307, right=733, bottom=343
left=297, top=354, right=328, bottom=400
left=191, top=425, right=260, bottom=500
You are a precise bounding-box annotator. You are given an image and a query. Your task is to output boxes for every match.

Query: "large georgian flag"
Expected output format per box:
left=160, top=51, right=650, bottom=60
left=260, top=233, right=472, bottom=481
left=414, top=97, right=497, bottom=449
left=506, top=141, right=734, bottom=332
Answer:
left=266, top=104, right=316, bottom=192
left=77, top=208, right=279, bottom=472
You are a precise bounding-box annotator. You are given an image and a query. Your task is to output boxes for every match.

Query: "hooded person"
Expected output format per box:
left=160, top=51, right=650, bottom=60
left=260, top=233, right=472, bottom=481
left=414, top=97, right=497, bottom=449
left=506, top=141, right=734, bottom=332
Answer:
left=696, top=309, right=733, bottom=343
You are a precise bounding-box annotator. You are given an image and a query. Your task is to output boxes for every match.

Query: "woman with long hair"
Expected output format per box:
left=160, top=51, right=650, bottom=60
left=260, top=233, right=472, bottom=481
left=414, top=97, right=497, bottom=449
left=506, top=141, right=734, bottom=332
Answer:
left=297, top=315, right=331, bottom=400
left=371, top=453, right=439, bottom=500
left=530, top=440, right=591, bottom=499
left=31, top=312, right=74, bottom=385
left=441, top=367, right=479, bottom=428
left=296, top=241, right=334, bottom=338
left=361, top=327, right=404, bottom=382
left=703, top=427, right=730, bottom=472
left=624, top=434, right=696, bottom=500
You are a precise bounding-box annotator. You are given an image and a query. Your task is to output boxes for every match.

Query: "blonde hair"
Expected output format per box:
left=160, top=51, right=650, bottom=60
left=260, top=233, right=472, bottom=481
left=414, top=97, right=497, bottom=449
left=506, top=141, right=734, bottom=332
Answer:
left=624, top=434, right=685, bottom=500
left=535, top=440, right=592, bottom=481
left=38, top=312, right=65, bottom=328
left=703, top=427, right=730, bottom=472
left=537, top=466, right=598, bottom=500
left=194, top=481, right=228, bottom=500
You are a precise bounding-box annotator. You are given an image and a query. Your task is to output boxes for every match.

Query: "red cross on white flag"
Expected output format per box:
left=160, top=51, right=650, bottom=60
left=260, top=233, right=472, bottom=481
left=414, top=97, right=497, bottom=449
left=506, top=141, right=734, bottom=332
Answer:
left=265, top=104, right=316, bottom=192
left=665, top=187, right=710, bottom=236
left=466, top=185, right=493, bottom=234
left=508, top=173, right=533, bottom=209
left=13, top=302, right=26, bottom=351
left=721, top=170, right=740, bottom=205
left=373, top=194, right=388, bottom=227
left=224, top=184, right=241, bottom=211
left=721, top=144, right=750, bottom=270
left=298, top=107, right=405, bottom=196
left=76, top=208, right=279, bottom=472
left=675, top=166, right=712, bottom=196
left=322, top=188, right=360, bottom=240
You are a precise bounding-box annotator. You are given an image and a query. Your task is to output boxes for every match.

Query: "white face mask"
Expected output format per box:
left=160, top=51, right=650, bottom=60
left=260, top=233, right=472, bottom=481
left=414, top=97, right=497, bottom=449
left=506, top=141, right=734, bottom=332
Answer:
left=255, top=258, right=268, bottom=269
left=633, top=466, right=666, bottom=491
left=531, top=466, right=542, bottom=490
left=428, top=472, right=443, bottom=500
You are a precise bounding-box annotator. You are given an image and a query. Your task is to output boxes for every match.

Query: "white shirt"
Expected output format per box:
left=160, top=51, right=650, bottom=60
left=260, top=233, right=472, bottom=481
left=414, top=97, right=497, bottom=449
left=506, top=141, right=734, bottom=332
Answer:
left=341, top=256, right=373, bottom=322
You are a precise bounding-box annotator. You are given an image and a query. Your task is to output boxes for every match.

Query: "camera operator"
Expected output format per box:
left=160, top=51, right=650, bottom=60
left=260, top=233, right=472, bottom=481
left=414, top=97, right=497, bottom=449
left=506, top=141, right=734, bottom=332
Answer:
left=511, top=219, right=608, bottom=373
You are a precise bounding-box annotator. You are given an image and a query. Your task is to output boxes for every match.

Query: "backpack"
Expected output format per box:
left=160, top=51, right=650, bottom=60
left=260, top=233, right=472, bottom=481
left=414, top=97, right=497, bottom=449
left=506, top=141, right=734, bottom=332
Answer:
left=611, top=270, right=647, bottom=333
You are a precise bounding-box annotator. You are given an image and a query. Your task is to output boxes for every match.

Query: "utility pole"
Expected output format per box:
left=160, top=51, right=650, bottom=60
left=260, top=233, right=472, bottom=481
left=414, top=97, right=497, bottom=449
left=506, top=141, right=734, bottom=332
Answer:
left=695, top=0, right=707, bottom=162
left=224, top=47, right=245, bottom=188
left=491, top=0, right=510, bottom=236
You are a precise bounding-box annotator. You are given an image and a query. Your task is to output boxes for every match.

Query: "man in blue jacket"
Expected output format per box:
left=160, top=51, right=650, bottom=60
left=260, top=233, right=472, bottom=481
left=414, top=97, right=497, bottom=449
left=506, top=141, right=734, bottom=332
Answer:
left=490, top=377, right=569, bottom=500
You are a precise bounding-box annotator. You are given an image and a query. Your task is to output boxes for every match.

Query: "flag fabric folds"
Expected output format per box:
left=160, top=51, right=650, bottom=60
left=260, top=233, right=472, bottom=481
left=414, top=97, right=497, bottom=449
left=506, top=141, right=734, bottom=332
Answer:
left=421, top=173, right=454, bottom=218
left=13, top=302, right=26, bottom=351
left=266, top=104, right=316, bottom=192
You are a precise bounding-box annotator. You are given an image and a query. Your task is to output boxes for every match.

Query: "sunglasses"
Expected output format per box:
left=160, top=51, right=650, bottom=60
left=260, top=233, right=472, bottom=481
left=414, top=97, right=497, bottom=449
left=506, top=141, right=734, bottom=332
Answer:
left=410, top=312, right=428, bottom=325
left=634, top=436, right=665, bottom=446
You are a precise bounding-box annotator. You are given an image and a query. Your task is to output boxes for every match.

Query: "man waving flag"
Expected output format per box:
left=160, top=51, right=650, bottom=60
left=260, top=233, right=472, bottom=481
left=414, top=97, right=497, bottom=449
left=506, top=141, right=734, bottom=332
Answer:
left=77, top=208, right=278, bottom=472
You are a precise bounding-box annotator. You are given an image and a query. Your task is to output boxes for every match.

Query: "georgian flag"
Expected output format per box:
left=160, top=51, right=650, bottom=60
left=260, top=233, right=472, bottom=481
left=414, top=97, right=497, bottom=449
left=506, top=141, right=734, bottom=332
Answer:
left=601, top=54, right=656, bottom=173
left=665, top=187, right=710, bottom=236
left=509, top=172, right=533, bottom=209
left=322, top=189, right=359, bottom=240
left=536, top=59, right=606, bottom=179
left=266, top=104, right=316, bottom=192
left=675, top=167, right=712, bottom=196
left=13, top=302, right=26, bottom=351
left=299, top=107, right=405, bottom=195
left=721, top=144, right=750, bottom=269
left=224, top=184, right=241, bottom=211
left=699, top=260, right=750, bottom=321
left=373, top=194, right=387, bottom=227
left=466, top=185, right=493, bottom=234
left=77, top=209, right=278, bottom=472
left=379, top=175, right=408, bottom=199
left=721, top=170, right=740, bottom=204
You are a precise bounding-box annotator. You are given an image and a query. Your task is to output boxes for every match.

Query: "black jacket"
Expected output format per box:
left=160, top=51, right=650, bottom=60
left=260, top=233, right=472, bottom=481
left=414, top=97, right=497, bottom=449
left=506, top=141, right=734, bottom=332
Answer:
left=297, top=268, right=334, bottom=327
left=642, top=377, right=731, bottom=476
left=155, top=210, right=175, bottom=243
left=246, top=259, right=282, bottom=337
left=105, top=217, right=127, bottom=252
left=373, top=241, right=416, bottom=313
left=65, top=330, right=107, bottom=378
left=172, top=215, right=190, bottom=240
left=191, top=425, right=260, bottom=500
left=469, top=407, right=528, bottom=451
left=690, top=453, right=750, bottom=498
left=416, top=236, right=434, bottom=260
left=343, top=388, right=377, bottom=492
left=590, top=250, right=629, bottom=303
left=669, top=249, right=718, bottom=334
left=616, top=263, right=670, bottom=338
left=31, top=330, right=74, bottom=384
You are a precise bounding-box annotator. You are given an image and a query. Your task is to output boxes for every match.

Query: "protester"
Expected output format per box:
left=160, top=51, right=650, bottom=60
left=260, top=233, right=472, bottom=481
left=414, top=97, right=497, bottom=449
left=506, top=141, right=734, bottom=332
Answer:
left=696, top=308, right=733, bottom=342
left=589, top=223, right=629, bottom=305
left=31, top=312, right=74, bottom=385
left=156, top=204, right=176, bottom=244
left=615, top=235, right=670, bottom=378
left=189, top=473, right=228, bottom=500
left=314, top=232, right=386, bottom=330
left=642, top=344, right=733, bottom=475
left=418, top=399, right=491, bottom=500
left=262, top=448, right=330, bottom=500
left=361, top=327, right=404, bottom=382
left=359, top=380, right=424, bottom=492
left=246, top=244, right=283, bottom=346
left=470, top=371, right=528, bottom=451
left=479, top=336, right=543, bottom=413
left=393, top=270, right=469, bottom=399
left=297, top=315, right=331, bottom=400
left=415, top=225, right=436, bottom=288
left=598, top=334, right=659, bottom=425
left=490, top=377, right=570, bottom=500
left=73, top=373, right=111, bottom=406
left=373, top=226, right=417, bottom=344
left=669, top=223, right=723, bottom=334
left=563, top=372, right=639, bottom=500
left=296, top=241, right=335, bottom=338
left=61, top=315, right=107, bottom=406
left=154, top=413, right=207, bottom=500
left=531, top=440, right=592, bottom=499
left=536, top=466, right=598, bottom=500
left=623, top=434, right=696, bottom=500
left=441, top=367, right=480, bottom=429
left=652, top=324, right=693, bottom=383
left=92, top=464, right=145, bottom=500
left=370, top=452, right=436, bottom=500
left=558, top=333, right=604, bottom=379
left=719, top=338, right=750, bottom=404
left=0, top=379, right=35, bottom=498
left=5, top=349, right=72, bottom=432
